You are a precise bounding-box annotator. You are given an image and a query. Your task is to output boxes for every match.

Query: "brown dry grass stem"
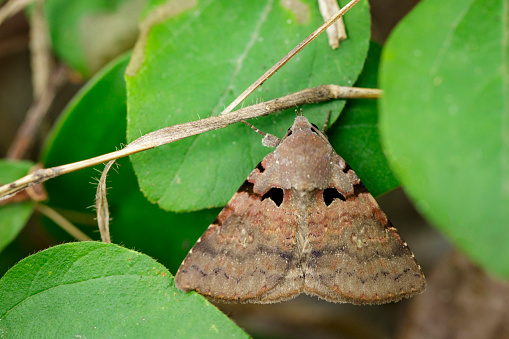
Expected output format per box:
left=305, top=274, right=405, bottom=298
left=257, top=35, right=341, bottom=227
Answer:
left=7, top=65, right=67, bottom=160
left=0, top=0, right=38, bottom=26
left=221, top=0, right=362, bottom=116
left=0, top=85, right=381, bottom=200
left=36, top=204, right=92, bottom=241
left=96, top=160, right=114, bottom=243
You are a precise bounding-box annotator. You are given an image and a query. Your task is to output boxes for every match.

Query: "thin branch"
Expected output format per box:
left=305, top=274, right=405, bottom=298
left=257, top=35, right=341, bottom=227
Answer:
left=6, top=0, right=60, bottom=160
left=36, top=204, right=92, bottom=242
left=220, top=0, right=362, bottom=115
left=7, top=65, right=67, bottom=159
left=0, top=85, right=381, bottom=200
left=318, top=0, right=347, bottom=49
left=0, top=0, right=37, bottom=26
left=29, top=0, right=53, bottom=100
left=95, top=161, right=114, bottom=243
left=0, top=163, right=47, bottom=205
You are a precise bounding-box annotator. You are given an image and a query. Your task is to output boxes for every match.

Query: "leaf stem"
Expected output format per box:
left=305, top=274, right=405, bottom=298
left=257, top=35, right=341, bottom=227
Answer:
left=0, top=85, right=381, bottom=200
left=36, top=204, right=92, bottom=242
left=95, top=161, right=114, bottom=243
left=221, top=0, right=363, bottom=115
left=0, top=0, right=37, bottom=26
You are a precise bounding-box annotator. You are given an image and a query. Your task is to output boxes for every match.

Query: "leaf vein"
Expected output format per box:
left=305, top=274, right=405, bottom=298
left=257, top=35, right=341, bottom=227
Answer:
left=212, top=0, right=275, bottom=114
left=430, top=1, right=476, bottom=75
left=2, top=274, right=165, bottom=320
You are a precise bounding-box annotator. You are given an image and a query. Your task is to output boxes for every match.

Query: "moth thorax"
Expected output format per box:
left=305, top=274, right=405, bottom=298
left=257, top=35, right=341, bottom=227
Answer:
left=276, top=133, right=332, bottom=190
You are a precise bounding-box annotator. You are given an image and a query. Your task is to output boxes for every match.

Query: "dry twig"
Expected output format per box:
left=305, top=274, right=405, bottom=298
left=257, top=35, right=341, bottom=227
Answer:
left=221, top=0, right=362, bottom=115
left=0, top=0, right=37, bottom=26
left=36, top=204, right=92, bottom=241
left=0, top=85, right=380, bottom=200
left=96, top=161, right=114, bottom=243
left=29, top=0, right=53, bottom=100
left=318, top=0, right=347, bottom=49
left=6, top=65, right=67, bottom=159
left=6, top=0, right=66, bottom=160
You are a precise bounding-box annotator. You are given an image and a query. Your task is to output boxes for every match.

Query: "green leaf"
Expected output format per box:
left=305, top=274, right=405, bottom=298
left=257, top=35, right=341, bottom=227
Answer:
left=0, top=160, right=35, bottom=253
left=42, top=53, right=220, bottom=274
left=379, top=0, right=509, bottom=277
left=126, top=0, right=371, bottom=212
left=0, top=242, right=247, bottom=337
left=42, top=0, right=148, bottom=76
left=328, top=42, right=398, bottom=197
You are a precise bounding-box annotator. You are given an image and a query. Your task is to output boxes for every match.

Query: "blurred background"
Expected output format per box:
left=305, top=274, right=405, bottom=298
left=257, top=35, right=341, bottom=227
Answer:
left=2, top=0, right=508, bottom=338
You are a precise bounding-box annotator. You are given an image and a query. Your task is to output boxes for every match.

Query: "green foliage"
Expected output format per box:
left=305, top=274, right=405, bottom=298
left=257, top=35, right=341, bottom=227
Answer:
left=0, top=242, right=247, bottom=337
left=379, top=0, right=509, bottom=277
left=3, top=0, right=507, bottom=336
left=42, top=0, right=147, bottom=76
left=42, top=53, right=220, bottom=274
left=126, top=0, right=371, bottom=212
left=20, top=2, right=384, bottom=334
left=329, top=42, right=398, bottom=197
left=0, top=160, right=34, bottom=252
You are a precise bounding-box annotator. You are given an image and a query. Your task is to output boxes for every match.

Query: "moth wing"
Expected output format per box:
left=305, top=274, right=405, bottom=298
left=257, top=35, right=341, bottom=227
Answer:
left=175, top=177, right=304, bottom=303
left=303, top=156, right=426, bottom=304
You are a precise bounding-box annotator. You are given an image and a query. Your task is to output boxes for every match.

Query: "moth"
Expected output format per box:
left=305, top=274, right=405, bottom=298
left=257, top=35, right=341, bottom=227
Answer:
left=175, top=113, right=426, bottom=304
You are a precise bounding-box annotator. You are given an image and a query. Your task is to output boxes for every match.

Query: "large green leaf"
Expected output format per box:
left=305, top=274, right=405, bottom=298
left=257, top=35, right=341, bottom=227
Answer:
left=42, top=53, right=220, bottom=274
left=126, top=0, right=371, bottom=212
left=0, top=160, right=35, bottom=253
left=42, top=0, right=147, bottom=76
left=328, top=42, right=398, bottom=197
left=0, top=242, right=247, bottom=337
left=379, top=0, right=508, bottom=277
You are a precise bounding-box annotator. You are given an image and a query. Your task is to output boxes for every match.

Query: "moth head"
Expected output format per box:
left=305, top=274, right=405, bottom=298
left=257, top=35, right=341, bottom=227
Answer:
left=283, top=116, right=326, bottom=140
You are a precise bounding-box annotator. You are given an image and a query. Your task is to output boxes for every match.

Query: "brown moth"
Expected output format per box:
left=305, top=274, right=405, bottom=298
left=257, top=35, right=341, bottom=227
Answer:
left=175, top=114, right=425, bottom=304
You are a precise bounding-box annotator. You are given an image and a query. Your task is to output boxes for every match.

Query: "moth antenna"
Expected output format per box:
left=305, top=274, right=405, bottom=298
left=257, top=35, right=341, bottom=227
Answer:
left=242, top=120, right=281, bottom=148
left=322, top=110, right=332, bottom=133
left=299, top=108, right=304, bottom=116
left=294, top=109, right=299, bottom=117
left=242, top=120, right=267, bottom=137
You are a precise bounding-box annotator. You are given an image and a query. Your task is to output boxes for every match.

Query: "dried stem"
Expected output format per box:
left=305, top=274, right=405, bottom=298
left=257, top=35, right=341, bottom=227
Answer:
left=96, top=161, right=114, bottom=243
left=220, top=0, right=362, bottom=115
left=0, top=0, right=37, bottom=26
left=6, top=0, right=63, bottom=160
left=7, top=65, right=67, bottom=159
left=29, top=0, right=53, bottom=100
left=36, top=204, right=92, bottom=241
left=0, top=85, right=381, bottom=200
left=318, top=0, right=347, bottom=49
